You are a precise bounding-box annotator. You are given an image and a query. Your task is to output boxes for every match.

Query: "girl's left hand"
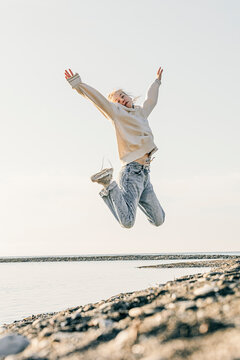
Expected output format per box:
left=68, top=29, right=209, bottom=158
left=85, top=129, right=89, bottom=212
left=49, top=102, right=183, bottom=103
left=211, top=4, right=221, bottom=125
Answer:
left=157, top=67, right=163, bottom=81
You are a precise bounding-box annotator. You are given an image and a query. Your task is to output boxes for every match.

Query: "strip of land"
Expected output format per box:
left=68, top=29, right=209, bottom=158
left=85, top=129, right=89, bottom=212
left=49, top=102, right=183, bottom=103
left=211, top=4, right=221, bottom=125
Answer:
left=138, top=259, right=226, bottom=268
left=1, top=258, right=240, bottom=359
left=0, top=254, right=238, bottom=263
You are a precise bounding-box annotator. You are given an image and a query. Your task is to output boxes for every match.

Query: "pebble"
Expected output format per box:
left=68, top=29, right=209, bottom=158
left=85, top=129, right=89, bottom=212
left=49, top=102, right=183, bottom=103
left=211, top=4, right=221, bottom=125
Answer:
left=129, top=307, right=142, bottom=317
left=194, top=284, right=218, bottom=297
left=0, top=334, right=29, bottom=356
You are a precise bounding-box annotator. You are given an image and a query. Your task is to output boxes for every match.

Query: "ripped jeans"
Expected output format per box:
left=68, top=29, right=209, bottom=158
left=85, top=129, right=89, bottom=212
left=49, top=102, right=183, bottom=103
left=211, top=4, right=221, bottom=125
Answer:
left=99, top=161, right=165, bottom=228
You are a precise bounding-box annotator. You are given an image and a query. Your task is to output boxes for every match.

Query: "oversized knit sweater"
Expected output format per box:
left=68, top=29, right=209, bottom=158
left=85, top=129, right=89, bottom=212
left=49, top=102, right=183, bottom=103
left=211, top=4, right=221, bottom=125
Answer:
left=67, top=73, right=161, bottom=165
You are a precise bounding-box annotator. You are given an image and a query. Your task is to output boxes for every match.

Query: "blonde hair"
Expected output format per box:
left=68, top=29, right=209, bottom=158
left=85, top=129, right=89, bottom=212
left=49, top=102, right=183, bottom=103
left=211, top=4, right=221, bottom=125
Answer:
left=107, top=89, right=140, bottom=104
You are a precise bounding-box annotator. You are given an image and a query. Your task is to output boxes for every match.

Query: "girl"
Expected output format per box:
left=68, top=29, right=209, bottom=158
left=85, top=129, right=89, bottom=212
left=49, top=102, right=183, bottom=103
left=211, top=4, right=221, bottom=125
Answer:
left=65, top=67, right=165, bottom=229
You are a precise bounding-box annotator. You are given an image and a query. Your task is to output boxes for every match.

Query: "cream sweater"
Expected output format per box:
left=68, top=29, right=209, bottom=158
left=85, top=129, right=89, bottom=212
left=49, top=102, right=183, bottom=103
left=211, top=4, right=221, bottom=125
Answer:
left=67, top=74, right=161, bottom=165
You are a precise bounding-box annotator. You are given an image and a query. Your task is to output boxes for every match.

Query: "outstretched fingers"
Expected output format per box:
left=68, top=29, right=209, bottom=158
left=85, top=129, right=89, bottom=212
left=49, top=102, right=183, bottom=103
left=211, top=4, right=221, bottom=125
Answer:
left=65, top=70, right=70, bottom=79
left=157, top=66, right=164, bottom=80
left=64, top=68, right=74, bottom=79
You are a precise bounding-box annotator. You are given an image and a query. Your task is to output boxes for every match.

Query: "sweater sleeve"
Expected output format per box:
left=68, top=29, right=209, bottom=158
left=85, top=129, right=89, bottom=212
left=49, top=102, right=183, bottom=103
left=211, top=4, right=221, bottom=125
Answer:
left=67, top=73, right=116, bottom=121
left=141, top=78, right=161, bottom=118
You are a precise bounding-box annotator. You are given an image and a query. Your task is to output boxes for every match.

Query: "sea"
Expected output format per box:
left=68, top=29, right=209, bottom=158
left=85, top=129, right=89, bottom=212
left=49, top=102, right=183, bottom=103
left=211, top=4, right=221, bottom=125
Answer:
left=0, top=252, right=239, bottom=326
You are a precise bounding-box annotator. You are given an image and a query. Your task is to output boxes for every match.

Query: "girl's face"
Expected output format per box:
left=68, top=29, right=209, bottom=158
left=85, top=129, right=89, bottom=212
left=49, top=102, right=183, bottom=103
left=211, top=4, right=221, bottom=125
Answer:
left=112, top=91, right=133, bottom=108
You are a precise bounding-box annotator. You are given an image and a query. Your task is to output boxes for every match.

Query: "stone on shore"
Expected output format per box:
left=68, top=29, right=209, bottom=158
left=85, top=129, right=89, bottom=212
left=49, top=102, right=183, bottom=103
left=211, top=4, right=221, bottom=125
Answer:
left=0, top=334, right=29, bottom=357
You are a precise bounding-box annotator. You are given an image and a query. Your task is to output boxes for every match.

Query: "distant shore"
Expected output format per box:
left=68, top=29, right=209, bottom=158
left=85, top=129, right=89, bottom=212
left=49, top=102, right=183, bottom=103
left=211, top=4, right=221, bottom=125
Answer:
left=137, top=259, right=228, bottom=268
left=0, top=254, right=238, bottom=263
left=1, top=258, right=240, bottom=359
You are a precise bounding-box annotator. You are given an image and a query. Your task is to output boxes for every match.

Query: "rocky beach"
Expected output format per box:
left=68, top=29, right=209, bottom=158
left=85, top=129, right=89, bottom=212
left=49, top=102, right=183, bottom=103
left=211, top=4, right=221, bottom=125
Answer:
left=0, top=257, right=240, bottom=359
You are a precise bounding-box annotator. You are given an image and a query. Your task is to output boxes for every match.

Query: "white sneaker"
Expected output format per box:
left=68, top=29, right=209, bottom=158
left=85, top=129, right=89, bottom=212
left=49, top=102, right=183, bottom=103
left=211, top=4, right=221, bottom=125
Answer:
left=91, top=168, right=113, bottom=187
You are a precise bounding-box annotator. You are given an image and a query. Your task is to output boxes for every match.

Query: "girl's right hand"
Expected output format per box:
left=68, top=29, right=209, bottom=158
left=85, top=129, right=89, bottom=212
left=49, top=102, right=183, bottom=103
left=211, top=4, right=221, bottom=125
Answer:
left=65, top=68, right=74, bottom=79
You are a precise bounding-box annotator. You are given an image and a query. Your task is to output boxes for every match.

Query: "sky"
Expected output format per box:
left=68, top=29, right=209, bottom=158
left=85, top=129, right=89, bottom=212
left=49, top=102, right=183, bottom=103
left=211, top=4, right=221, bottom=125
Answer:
left=0, top=0, right=239, bottom=256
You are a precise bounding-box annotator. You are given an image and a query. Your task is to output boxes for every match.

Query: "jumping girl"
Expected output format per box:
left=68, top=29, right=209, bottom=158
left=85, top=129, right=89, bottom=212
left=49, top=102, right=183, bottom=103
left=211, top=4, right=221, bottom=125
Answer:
left=65, top=67, right=165, bottom=229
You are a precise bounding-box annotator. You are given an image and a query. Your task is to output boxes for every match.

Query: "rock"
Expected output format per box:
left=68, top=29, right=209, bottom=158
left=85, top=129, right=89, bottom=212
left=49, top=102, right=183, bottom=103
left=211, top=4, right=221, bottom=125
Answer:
left=115, top=324, right=139, bottom=348
left=91, top=318, right=114, bottom=329
left=0, top=333, right=29, bottom=356
left=129, top=307, right=142, bottom=317
left=178, top=300, right=197, bottom=311
left=0, top=328, right=7, bottom=336
left=193, top=284, right=218, bottom=298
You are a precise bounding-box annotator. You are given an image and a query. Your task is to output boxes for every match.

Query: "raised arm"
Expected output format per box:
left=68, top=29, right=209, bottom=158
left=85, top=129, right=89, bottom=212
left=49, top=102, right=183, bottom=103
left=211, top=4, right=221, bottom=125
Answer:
left=65, top=69, right=116, bottom=121
left=142, top=67, right=164, bottom=118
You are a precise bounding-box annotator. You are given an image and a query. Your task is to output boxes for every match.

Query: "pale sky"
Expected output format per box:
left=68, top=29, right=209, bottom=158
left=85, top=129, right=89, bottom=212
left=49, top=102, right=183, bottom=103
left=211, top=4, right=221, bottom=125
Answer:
left=0, top=0, right=239, bottom=256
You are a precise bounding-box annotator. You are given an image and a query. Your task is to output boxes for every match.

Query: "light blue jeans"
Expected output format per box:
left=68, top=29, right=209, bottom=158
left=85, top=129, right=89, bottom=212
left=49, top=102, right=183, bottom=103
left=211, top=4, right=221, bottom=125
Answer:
left=99, top=161, right=165, bottom=228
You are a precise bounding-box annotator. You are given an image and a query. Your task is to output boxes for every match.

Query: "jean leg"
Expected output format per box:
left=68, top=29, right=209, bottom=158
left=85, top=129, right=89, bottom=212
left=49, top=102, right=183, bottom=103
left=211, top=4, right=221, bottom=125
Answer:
left=99, top=166, right=144, bottom=228
left=138, top=176, right=165, bottom=226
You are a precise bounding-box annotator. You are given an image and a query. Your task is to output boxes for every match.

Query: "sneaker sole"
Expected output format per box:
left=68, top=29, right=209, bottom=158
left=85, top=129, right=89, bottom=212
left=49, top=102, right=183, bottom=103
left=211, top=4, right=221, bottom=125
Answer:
left=91, top=168, right=113, bottom=182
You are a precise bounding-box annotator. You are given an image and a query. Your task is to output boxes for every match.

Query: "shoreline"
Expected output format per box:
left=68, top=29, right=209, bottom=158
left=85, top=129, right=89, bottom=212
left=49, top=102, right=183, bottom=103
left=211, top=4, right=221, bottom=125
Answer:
left=1, top=258, right=240, bottom=359
left=0, top=254, right=238, bottom=263
left=137, top=259, right=227, bottom=268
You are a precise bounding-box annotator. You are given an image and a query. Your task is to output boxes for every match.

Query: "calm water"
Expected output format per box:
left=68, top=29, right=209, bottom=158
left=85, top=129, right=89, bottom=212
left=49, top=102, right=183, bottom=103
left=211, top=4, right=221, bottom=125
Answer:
left=0, top=259, right=210, bottom=326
